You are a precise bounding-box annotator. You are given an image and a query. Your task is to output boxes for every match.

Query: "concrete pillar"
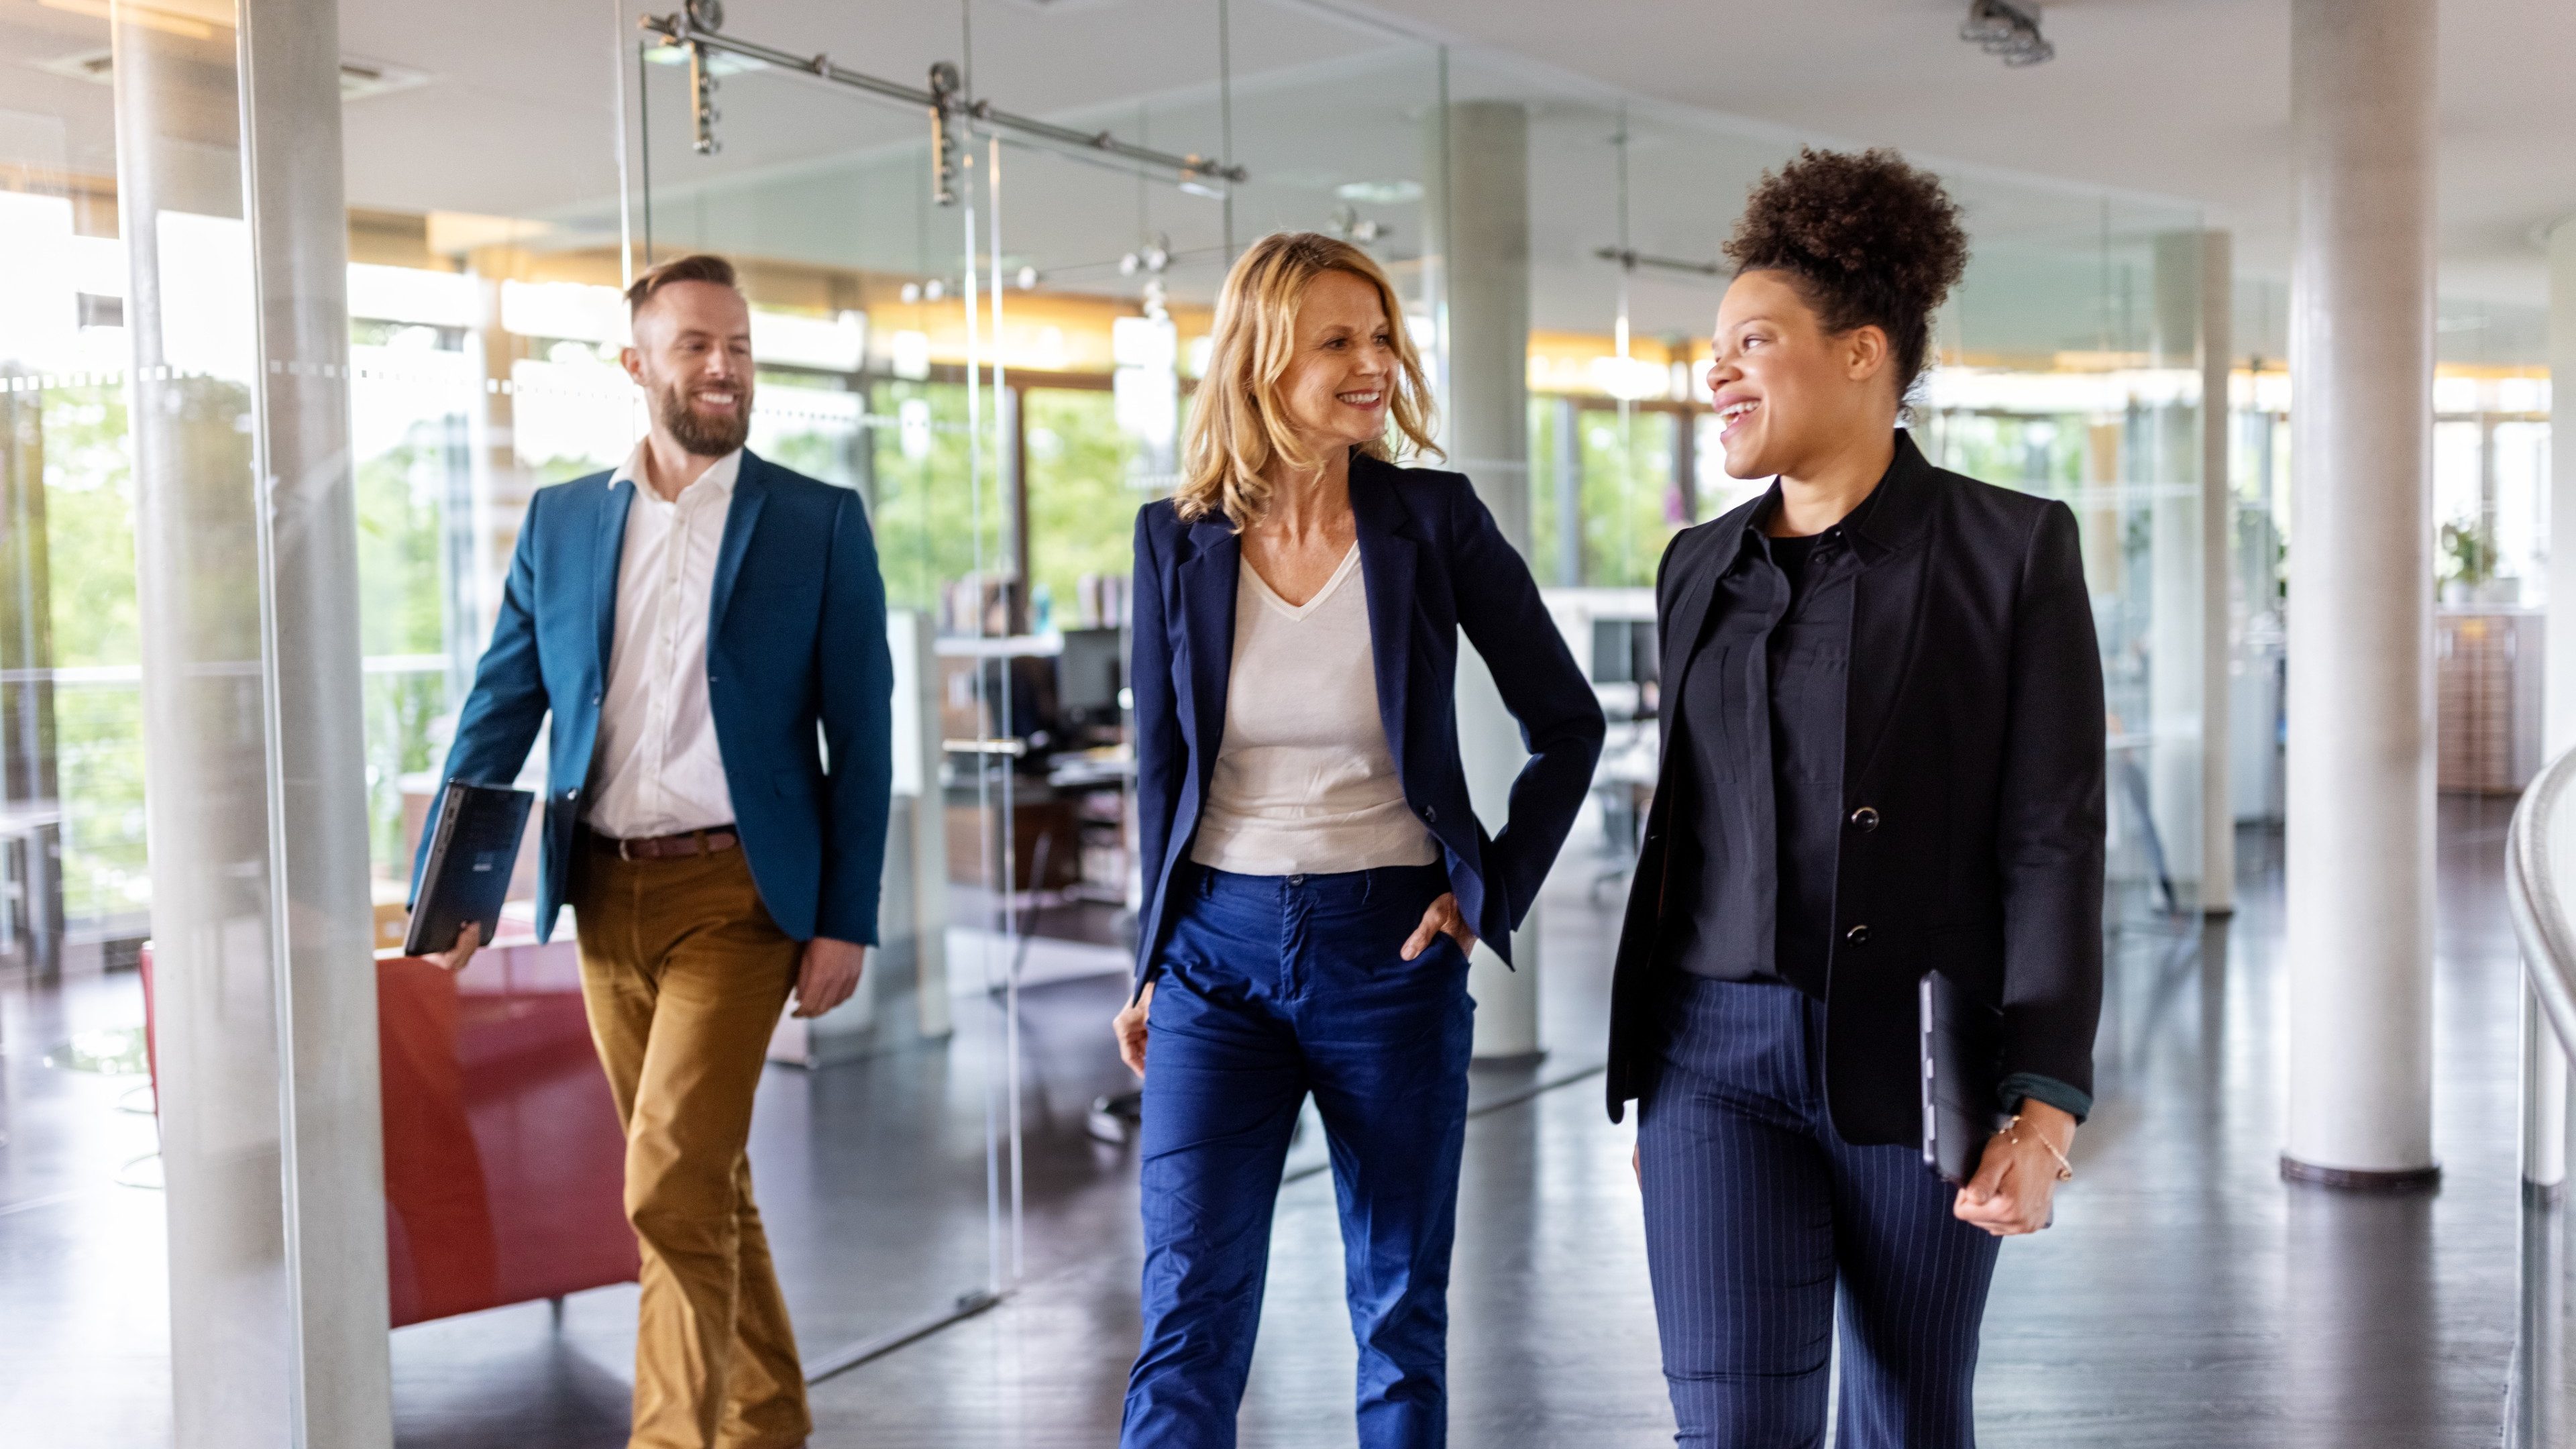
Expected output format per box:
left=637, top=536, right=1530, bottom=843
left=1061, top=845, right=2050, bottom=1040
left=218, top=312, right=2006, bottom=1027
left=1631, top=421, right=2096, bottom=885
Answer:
left=2199, top=232, right=2238, bottom=914
left=2281, top=0, right=2439, bottom=1187
left=113, top=0, right=394, bottom=1442
left=1428, top=100, right=1542, bottom=1061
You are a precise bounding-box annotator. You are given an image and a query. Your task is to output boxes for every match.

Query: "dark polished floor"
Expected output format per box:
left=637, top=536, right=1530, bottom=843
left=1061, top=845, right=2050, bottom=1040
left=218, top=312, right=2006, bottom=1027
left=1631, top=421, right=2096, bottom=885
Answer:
left=0, top=798, right=2548, bottom=1446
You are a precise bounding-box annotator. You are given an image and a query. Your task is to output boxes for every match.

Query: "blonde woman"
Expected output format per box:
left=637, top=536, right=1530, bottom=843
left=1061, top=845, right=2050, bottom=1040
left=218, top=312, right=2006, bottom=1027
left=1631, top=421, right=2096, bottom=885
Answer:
left=1112, top=232, right=1603, bottom=1448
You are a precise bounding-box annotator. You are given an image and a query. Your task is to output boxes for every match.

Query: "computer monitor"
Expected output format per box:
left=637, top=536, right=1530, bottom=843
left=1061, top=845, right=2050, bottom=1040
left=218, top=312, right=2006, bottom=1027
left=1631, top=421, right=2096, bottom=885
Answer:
left=1056, top=627, right=1124, bottom=719
left=1590, top=618, right=1658, bottom=686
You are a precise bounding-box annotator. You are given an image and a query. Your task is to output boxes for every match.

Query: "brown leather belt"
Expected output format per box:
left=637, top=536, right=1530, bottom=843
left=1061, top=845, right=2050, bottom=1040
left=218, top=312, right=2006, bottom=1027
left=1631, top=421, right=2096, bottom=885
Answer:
left=592, top=826, right=740, bottom=861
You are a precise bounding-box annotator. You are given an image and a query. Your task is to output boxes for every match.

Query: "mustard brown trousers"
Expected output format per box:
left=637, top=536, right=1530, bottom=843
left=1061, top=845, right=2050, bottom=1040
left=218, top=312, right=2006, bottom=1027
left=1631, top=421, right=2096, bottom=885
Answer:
left=572, top=837, right=808, bottom=1449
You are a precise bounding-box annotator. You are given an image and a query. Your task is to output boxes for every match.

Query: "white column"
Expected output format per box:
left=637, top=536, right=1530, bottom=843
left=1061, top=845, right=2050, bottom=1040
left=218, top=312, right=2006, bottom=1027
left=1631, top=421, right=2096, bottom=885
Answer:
left=2282, top=0, right=2439, bottom=1186
left=1429, top=100, right=1543, bottom=1061
left=2546, top=220, right=2576, bottom=752
left=2200, top=232, right=2238, bottom=914
left=116, top=0, right=392, bottom=1442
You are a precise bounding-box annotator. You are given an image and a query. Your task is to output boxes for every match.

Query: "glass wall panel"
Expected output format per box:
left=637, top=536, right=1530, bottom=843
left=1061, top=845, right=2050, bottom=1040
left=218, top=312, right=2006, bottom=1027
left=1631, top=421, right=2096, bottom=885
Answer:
left=1917, top=196, right=2210, bottom=922
left=0, top=12, right=161, bottom=1440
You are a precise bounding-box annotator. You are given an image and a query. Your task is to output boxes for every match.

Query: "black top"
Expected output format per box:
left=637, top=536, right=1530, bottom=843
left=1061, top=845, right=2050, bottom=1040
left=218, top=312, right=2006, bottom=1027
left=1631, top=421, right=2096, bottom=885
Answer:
left=1607, top=432, right=2108, bottom=1146
left=1656, top=486, right=1875, bottom=997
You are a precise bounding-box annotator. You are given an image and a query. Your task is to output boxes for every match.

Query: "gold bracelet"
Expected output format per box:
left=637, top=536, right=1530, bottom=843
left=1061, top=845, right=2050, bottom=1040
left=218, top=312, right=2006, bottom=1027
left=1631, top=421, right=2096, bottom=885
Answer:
left=2005, top=1114, right=2075, bottom=1182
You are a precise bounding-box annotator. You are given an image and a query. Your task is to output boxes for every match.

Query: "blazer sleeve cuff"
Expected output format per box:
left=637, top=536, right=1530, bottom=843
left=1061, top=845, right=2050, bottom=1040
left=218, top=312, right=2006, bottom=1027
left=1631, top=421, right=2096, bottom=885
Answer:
left=1998, top=1071, right=2092, bottom=1124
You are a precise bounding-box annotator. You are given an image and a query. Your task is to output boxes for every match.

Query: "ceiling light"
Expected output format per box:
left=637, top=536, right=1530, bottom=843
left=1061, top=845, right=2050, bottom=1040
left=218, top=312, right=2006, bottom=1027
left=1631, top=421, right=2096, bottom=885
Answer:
left=1960, top=0, right=2054, bottom=67
left=34, top=46, right=433, bottom=99
left=1336, top=180, right=1424, bottom=207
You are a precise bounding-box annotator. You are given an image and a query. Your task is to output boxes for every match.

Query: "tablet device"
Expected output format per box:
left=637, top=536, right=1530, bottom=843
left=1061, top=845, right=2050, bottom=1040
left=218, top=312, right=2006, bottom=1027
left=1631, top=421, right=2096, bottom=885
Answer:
left=402, top=780, right=535, bottom=957
left=1920, top=969, right=2007, bottom=1186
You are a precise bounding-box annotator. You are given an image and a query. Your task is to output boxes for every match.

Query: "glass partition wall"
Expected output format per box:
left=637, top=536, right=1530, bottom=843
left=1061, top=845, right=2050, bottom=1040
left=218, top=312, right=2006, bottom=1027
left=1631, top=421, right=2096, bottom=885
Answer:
left=0, top=0, right=2277, bottom=1435
left=618, top=0, right=1444, bottom=1365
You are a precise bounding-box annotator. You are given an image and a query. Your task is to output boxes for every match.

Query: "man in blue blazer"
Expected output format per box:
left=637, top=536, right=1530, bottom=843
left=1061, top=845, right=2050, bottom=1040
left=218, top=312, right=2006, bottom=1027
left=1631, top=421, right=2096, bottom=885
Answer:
left=419, top=254, right=891, bottom=1449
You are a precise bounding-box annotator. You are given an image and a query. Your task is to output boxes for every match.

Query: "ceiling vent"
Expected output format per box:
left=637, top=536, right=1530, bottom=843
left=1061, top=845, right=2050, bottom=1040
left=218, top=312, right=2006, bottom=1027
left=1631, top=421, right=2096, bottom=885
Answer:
left=1960, top=0, right=2055, bottom=67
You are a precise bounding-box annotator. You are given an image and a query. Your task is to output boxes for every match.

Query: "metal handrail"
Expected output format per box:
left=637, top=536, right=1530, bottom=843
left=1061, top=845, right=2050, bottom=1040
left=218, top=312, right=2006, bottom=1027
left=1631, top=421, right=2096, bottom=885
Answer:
left=2508, top=743, right=2576, bottom=1060
left=2506, top=745, right=2576, bottom=1449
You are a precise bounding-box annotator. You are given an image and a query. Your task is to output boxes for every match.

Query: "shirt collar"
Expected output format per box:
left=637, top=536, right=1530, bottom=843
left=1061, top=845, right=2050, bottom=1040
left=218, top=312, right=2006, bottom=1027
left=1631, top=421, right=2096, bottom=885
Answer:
left=1736, top=451, right=1897, bottom=566
left=612, top=443, right=744, bottom=506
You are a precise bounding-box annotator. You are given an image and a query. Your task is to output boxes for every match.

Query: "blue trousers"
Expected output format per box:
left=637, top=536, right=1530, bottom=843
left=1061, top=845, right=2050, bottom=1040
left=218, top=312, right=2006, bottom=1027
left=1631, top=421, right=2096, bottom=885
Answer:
left=1638, top=975, right=2001, bottom=1448
left=1121, top=863, right=1474, bottom=1449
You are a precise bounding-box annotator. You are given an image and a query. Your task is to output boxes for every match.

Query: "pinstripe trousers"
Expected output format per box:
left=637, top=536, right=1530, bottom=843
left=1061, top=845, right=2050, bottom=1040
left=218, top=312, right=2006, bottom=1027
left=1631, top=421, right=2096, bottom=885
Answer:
left=1638, top=974, right=2000, bottom=1448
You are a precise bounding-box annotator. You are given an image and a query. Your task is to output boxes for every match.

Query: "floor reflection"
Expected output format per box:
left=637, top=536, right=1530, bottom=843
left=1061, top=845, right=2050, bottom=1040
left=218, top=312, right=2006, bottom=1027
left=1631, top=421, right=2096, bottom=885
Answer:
left=0, top=801, right=2550, bottom=1446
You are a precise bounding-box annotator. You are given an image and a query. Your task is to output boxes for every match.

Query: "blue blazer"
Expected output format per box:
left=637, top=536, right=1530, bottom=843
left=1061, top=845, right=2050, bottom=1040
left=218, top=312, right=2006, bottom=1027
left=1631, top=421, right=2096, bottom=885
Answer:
left=1128, top=452, right=1605, bottom=987
left=414, top=451, right=894, bottom=946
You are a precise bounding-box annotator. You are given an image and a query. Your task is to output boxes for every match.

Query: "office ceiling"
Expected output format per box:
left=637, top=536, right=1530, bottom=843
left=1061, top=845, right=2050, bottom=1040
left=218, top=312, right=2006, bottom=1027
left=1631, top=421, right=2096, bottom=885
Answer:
left=2, top=0, right=2565, bottom=361
left=1350, top=0, right=2576, bottom=315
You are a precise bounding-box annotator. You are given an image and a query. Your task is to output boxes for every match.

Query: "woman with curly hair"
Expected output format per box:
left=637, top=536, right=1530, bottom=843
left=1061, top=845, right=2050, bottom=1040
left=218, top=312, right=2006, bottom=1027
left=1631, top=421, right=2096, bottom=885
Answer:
left=1115, top=231, right=1603, bottom=1448
left=1607, top=149, right=2105, bottom=1446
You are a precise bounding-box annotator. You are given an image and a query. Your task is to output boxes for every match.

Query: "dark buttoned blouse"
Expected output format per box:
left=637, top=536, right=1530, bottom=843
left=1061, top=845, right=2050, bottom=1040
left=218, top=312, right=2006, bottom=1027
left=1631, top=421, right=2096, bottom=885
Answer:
left=1655, top=484, right=1875, bottom=997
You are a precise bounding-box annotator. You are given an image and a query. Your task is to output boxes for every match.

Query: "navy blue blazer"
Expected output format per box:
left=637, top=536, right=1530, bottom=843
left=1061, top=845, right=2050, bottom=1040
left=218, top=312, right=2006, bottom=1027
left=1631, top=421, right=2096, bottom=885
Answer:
left=413, top=451, right=894, bottom=946
left=1128, top=451, right=1605, bottom=988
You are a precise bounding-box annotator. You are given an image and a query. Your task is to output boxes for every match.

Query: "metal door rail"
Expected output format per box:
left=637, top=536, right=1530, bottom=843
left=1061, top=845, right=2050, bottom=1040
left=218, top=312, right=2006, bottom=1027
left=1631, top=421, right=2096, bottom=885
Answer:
left=639, top=6, right=1245, bottom=195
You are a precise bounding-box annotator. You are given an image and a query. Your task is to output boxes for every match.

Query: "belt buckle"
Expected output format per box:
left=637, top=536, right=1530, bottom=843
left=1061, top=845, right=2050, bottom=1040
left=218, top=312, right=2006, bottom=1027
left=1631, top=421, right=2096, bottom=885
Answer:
left=616, top=835, right=643, bottom=862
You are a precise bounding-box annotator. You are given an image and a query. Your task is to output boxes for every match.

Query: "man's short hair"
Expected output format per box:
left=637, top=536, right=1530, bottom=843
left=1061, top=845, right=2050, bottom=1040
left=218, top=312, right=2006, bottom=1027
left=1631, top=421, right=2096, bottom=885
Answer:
left=625, top=253, right=740, bottom=321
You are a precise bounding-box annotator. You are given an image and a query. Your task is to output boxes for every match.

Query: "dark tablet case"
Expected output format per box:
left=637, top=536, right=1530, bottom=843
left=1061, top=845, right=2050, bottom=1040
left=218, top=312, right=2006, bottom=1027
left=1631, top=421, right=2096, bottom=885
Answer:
left=402, top=780, right=535, bottom=957
left=1919, top=969, right=2008, bottom=1185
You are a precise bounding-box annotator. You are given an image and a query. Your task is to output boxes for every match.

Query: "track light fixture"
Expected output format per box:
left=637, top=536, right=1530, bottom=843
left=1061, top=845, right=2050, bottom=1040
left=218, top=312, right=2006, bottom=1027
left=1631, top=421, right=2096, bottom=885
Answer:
left=1960, top=0, right=2054, bottom=67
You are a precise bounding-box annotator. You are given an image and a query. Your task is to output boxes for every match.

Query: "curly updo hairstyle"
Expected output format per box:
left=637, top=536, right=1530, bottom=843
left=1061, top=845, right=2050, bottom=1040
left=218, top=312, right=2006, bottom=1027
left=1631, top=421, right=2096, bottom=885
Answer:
left=1723, top=148, right=1968, bottom=406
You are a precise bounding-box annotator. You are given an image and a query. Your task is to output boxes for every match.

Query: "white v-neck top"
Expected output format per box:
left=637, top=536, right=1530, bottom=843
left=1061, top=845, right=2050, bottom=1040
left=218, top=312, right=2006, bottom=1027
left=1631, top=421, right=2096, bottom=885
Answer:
left=1190, top=544, right=1439, bottom=875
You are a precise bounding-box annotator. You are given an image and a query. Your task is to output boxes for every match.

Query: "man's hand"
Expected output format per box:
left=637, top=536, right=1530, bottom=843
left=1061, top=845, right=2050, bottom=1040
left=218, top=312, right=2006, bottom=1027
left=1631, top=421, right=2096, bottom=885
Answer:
left=426, top=920, right=481, bottom=974
left=1114, top=980, right=1154, bottom=1077
left=1954, top=1099, right=2077, bottom=1236
left=794, top=936, right=867, bottom=1018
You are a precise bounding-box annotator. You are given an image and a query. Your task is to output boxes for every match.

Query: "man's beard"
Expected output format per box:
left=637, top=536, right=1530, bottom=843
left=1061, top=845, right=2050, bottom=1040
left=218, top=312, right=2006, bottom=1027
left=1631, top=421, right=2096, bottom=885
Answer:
left=656, top=379, right=752, bottom=457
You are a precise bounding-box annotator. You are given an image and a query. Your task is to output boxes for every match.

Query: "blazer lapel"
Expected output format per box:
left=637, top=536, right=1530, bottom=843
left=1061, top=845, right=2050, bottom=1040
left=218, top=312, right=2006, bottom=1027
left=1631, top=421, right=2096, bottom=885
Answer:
left=592, top=475, right=633, bottom=682
left=707, top=451, right=769, bottom=637
left=1175, top=516, right=1240, bottom=795
left=1841, top=435, right=1941, bottom=791
left=1349, top=464, right=1417, bottom=787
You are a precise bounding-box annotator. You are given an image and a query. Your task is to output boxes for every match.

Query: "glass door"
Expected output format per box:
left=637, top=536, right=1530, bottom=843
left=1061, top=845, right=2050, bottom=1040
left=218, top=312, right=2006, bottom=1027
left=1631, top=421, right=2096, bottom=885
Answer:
left=627, top=0, right=1019, bottom=1362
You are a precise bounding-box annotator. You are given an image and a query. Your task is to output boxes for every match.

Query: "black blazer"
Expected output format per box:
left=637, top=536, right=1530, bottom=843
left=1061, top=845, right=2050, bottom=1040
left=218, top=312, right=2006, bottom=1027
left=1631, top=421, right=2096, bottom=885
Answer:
left=1127, top=452, right=1606, bottom=990
left=1607, top=432, right=2106, bottom=1146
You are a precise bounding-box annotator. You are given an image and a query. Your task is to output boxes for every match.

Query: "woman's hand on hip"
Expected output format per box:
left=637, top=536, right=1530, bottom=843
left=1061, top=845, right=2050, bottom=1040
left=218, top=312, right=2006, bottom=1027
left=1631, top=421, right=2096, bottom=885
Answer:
left=1401, top=892, right=1479, bottom=961
left=1114, top=980, right=1154, bottom=1078
left=1953, top=1099, right=2077, bottom=1236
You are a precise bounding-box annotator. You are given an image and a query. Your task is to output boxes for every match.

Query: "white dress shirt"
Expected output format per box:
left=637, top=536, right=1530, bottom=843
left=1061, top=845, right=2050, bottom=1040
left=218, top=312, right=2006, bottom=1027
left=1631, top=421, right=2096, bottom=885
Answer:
left=1190, top=545, right=1436, bottom=875
left=586, top=445, right=741, bottom=839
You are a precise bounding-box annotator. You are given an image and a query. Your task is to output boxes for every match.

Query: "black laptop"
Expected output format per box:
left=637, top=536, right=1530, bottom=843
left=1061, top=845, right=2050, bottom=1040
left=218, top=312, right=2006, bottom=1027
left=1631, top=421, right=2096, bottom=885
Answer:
left=402, top=780, right=536, bottom=957
left=1919, top=969, right=2008, bottom=1185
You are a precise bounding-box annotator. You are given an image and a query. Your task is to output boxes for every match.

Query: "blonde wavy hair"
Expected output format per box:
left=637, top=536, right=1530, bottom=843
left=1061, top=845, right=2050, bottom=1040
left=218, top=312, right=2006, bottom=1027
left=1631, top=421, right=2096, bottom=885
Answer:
left=1174, top=231, right=1440, bottom=527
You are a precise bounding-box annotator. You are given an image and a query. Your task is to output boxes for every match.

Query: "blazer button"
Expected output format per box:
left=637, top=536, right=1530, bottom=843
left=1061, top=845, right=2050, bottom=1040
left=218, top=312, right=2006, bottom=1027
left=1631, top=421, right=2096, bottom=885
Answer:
left=1421, top=805, right=1438, bottom=824
left=1849, top=806, right=1880, bottom=832
left=564, top=787, right=578, bottom=801
left=1845, top=924, right=1872, bottom=945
